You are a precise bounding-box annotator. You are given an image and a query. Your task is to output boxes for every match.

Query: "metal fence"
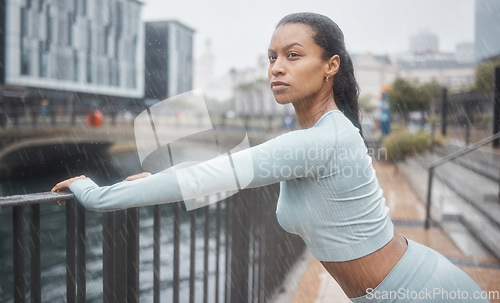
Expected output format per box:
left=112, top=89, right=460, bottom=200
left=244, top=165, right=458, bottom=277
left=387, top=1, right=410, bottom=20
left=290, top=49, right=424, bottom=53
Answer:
left=0, top=184, right=306, bottom=303
left=435, top=89, right=496, bottom=145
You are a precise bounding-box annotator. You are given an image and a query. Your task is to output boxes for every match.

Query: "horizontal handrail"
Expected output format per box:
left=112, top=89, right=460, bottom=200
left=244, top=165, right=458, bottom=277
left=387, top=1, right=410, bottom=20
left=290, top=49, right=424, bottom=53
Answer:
left=0, top=191, right=74, bottom=208
left=425, top=132, right=500, bottom=229
left=427, top=132, right=500, bottom=169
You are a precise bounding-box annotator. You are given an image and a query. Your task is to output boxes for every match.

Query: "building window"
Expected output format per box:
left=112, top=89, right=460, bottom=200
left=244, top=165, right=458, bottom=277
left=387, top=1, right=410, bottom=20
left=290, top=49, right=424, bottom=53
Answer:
left=20, top=8, right=30, bottom=75
left=82, top=0, right=87, bottom=16
left=115, top=63, right=120, bottom=86
left=86, top=21, right=92, bottom=84
left=21, top=7, right=28, bottom=37
left=86, top=52, right=92, bottom=83
left=115, top=2, right=123, bottom=39
left=87, top=21, right=92, bottom=52
left=39, top=42, right=48, bottom=77
left=132, top=36, right=137, bottom=88
left=68, top=12, right=73, bottom=46
left=104, top=24, right=110, bottom=55
left=73, top=0, right=78, bottom=17
left=46, top=5, right=52, bottom=47
left=74, top=50, right=79, bottom=81
left=108, top=58, right=113, bottom=85
left=21, top=47, right=30, bottom=75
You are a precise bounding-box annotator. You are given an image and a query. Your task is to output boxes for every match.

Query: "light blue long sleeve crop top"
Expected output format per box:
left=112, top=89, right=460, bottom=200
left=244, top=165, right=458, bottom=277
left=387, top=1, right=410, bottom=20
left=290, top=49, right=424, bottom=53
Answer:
left=69, top=110, right=394, bottom=261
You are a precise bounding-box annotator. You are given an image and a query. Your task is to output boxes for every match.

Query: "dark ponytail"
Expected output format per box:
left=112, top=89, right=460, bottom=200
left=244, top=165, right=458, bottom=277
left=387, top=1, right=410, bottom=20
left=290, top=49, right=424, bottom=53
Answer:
left=276, top=13, right=364, bottom=139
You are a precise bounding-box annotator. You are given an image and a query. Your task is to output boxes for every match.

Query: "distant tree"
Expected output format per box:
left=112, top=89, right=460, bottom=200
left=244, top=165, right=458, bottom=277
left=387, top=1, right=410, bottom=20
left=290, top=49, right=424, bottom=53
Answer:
left=387, top=78, right=431, bottom=124
left=475, top=58, right=500, bottom=92
left=419, top=80, right=444, bottom=100
left=418, top=80, right=444, bottom=115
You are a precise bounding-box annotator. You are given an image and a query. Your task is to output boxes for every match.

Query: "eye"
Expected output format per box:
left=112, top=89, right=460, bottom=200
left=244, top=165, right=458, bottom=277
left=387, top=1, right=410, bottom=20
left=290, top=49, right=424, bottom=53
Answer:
left=287, top=52, right=300, bottom=59
left=268, top=54, right=277, bottom=62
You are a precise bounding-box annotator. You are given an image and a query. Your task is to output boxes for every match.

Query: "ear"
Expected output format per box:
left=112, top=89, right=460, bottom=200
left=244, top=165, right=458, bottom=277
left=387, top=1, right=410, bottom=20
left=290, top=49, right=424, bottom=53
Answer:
left=325, top=55, right=340, bottom=78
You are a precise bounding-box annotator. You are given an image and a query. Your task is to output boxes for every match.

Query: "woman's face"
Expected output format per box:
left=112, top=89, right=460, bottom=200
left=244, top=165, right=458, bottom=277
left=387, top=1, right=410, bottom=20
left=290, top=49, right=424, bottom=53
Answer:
left=267, top=23, right=332, bottom=105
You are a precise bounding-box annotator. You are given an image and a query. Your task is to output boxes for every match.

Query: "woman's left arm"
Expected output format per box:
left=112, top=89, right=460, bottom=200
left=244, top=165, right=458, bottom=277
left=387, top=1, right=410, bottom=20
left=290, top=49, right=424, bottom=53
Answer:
left=52, top=126, right=333, bottom=212
left=52, top=170, right=185, bottom=212
left=52, top=175, right=90, bottom=205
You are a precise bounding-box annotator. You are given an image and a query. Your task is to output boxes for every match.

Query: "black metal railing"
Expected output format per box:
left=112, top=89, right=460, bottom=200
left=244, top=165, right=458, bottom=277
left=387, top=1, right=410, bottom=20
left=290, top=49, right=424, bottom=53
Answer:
left=425, top=132, right=500, bottom=229
left=0, top=184, right=305, bottom=303
left=1, top=192, right=83, bottom=303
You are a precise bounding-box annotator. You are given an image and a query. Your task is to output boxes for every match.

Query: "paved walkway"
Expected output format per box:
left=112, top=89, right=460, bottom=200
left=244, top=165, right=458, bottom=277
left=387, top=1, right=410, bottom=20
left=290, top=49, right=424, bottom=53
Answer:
left=289, top=160, right=500, bottom=303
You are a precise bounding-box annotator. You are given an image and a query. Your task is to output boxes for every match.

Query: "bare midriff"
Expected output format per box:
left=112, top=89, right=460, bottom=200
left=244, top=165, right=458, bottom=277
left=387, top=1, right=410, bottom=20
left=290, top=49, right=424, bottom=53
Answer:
left=320, top=231, right=408, bottom=298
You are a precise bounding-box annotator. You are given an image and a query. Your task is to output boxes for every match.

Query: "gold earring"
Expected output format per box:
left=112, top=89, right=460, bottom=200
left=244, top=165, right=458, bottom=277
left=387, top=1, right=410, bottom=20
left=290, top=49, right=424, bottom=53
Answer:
left=325, top=75, right=330, bottom=82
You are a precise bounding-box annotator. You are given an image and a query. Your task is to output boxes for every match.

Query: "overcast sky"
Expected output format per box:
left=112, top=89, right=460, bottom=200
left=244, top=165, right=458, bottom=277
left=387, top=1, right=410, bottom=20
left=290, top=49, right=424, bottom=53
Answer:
left=141, top=0, right=475, bottom=76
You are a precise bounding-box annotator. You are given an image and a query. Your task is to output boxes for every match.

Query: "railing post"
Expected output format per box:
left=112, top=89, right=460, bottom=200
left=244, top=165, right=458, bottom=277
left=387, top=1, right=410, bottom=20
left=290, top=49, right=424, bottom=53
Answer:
left=258, top=195, right=266, bottom=303
left=76, top=202, right=86, bottom=303
left=127, top=207, right=140, bottom=303
left=251, top=193, right=259, bottom=303
left=493, top=66, right=500, bottom=148
left=441, top=87, right=448, bottom=137
left=215, top=194, right=222, bottom=303
left=102, top=208, right=139, bottom=303
left=13, top=206, right=25, bottom=303
left=230, top=190, right=251, bottom=303
left=102, top=212, right=115, bottom=303
left=465, top=121, right=471, bottom=146
left=189, top=207, right=197, bottom=303
left=66, top=201, right=77, bottom=303
left=115, top=210, right=127, bottom=303
left=153, top=205, right=161, bottom=303
left=29, top=204, right=41, bottom=303
left=204, top=198, right=210, bottom=303
left=173, top=202, right=181, bottom=303
left=425, top=167, right=434, bottom=229
left=224, top=199, right=232, bottom=303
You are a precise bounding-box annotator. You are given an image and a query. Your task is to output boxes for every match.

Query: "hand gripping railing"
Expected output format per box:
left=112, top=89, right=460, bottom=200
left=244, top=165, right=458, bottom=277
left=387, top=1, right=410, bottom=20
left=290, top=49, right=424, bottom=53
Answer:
left=425, top=132, right=500, bottom=229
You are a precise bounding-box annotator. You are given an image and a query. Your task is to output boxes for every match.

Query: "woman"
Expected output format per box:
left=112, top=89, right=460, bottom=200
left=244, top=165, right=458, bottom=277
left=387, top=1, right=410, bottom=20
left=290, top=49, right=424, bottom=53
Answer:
left=53, top=13, right=488, bottom=302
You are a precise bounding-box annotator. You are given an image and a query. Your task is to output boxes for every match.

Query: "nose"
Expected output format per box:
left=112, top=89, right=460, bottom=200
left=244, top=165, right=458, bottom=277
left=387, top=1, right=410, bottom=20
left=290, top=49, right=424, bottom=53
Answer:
left=269, top=57, right=285, bottom=77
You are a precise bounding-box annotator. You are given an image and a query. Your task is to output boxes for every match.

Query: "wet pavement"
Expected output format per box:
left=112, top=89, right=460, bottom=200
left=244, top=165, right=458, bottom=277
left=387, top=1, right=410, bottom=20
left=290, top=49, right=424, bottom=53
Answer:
left=287, top=160, right=500, bottom=303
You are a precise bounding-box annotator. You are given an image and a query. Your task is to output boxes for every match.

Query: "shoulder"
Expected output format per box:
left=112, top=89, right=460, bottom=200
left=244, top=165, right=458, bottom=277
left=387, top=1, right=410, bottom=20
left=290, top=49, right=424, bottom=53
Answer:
left=266, top=126, right=327, bottom=151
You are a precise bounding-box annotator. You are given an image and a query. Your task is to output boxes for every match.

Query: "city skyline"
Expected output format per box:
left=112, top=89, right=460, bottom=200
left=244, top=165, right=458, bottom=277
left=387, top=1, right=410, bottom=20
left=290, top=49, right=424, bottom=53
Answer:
left=141, top=0, right=475, bottom=76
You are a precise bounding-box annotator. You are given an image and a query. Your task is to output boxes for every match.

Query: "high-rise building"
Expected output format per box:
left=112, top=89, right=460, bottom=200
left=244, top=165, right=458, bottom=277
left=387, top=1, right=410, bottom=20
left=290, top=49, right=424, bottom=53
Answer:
left=144, top=20, right=194, bottom=101
left=352, top=53, right=399, bottom=100
left=395, top=30, right=475, bottom=90
left=455, top=42, right=475, bottom=63
left=0, top=0, right=144, bottom=121
left=475, top=0, right=500, bottom=62
left=409, top=30, right=439, bottom=55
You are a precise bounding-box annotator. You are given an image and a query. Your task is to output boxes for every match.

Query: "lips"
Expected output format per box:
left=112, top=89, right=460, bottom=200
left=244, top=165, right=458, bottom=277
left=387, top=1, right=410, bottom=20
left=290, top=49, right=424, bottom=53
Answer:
left=271, top=81, right=290, bottom=91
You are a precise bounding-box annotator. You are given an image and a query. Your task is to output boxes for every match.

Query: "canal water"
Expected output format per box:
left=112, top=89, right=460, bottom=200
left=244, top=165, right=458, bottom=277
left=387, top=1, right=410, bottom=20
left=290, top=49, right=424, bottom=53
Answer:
left=0, top=149, right=227, bottom=302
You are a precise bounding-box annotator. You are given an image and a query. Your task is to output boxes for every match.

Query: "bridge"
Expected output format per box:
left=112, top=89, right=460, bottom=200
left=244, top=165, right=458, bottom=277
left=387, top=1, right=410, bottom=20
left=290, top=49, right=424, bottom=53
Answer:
left=0, top=112, right=297, bottom=178
left=0, top=118, right=130, bottom=177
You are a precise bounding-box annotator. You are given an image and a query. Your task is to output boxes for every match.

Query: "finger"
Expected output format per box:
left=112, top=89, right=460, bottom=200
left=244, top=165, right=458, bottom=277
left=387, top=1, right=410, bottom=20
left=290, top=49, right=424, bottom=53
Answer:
left=124, top=173, right=145, bottom=182
left=52, top=182, right=66, bottom=192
